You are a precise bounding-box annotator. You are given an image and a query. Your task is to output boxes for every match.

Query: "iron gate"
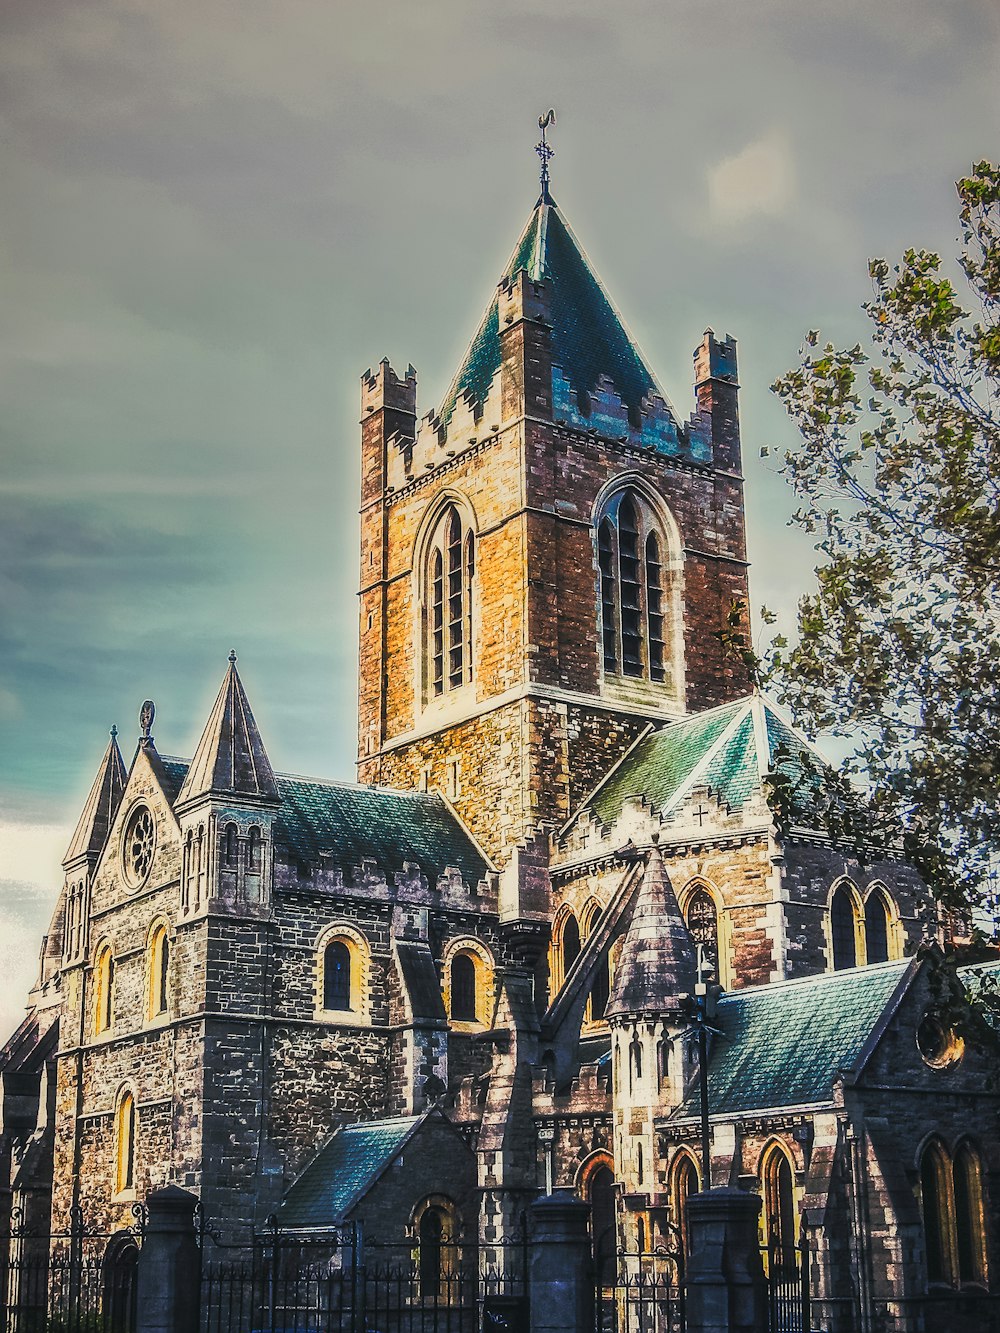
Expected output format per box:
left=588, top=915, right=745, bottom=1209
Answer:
left=2, top=1205, right=143, bottom=1333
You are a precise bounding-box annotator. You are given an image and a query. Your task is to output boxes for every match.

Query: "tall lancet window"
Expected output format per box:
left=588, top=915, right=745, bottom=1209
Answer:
left=426, top=504, right=475, bottom=700
left=595, top=487, right=678, bottom=688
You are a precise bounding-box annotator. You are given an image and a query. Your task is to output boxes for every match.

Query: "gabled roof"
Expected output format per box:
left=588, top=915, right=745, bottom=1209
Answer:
left=670, top=960, right=914, bottom=1120
left=279, top=1112, right=462, bottom=1228
left=575, top=694, right=823, bottom=834
left=145, top=758, right=489, bottom=886
left=176, top=656, right=279, bottom=808
left=63, top=730, right=127, bottom=866
left=437, top=199, right=669, bottom=431
left=605, top=845, right=696, bottom=1020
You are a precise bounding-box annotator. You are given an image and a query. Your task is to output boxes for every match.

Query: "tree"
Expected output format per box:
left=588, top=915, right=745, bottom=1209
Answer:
left=766, top=161, right=1000, bottom=926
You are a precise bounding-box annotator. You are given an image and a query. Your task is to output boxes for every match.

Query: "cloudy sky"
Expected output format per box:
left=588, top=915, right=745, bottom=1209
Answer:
left=1, top=0, right=997, bottom=1034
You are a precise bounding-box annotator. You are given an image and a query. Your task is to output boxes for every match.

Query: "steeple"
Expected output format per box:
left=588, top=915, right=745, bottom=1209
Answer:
left=605, top=841, right=696, bottom=1019
left=176, top=653, right=279, bottom=808
left=436, top=191, right=672, bottom=434
left=63, top=728, right=127, bottom=867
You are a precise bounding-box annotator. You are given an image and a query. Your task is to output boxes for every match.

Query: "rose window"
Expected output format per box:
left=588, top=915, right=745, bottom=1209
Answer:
left=123, top=805, right=155, bottom=887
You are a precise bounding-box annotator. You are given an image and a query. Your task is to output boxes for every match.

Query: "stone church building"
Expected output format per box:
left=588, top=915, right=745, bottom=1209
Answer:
left=1, top=174, right=998, bottom=1332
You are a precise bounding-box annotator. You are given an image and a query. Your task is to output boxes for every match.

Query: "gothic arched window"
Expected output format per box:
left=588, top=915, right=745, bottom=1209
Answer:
left=147, top=924, right=170, bottom=1020
left=671, top=1152, right=700, bottom=1256
left=921, top=1141, right=955, bottom=1286
left=954, top=1143, right=989, bottom=1287
left=830, top=883, right=859, bottom=970
left=426, top=504, right=475, bottom=700
left=115, top=1091, right=137, bottom=1195
left=323, top=940, right=353, bottom=1011
left=595, top=488, right=676, bottom=685
left=223, top=822, right=238, bottom=868
left=94, top=943, right=114, bottom=1035
left=450, top=953, right=477, bottom=1022
left=864, top=888, right=895, bottom=964
left=562, top=913, right=581, bottom=980
left=685, top=886, right=720, bottom=979
left=762, top=1144, right=797, bottom=1273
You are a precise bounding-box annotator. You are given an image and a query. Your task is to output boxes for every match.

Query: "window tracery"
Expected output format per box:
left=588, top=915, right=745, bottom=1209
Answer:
left=424, top=503, right=475, bottom=701
left=595, top=488, right=677, bottom=685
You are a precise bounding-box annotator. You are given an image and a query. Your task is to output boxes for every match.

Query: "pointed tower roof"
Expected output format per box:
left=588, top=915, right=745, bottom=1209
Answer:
left=605, top=842, right=697, bottom=1020
left=176, top=654, right=279, bottom=807
left=437, top=196, right=668, bottom=431
left=63, top=729, right=128, bottom=866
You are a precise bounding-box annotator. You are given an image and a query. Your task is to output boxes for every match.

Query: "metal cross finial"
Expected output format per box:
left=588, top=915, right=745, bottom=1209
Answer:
left=535, top=109, right=556, bottom=203
left=110, top=725, right=118, bottom=741
left=229, top=649, right=238, bottom=665
left=139, top=700, right=155, bottom=747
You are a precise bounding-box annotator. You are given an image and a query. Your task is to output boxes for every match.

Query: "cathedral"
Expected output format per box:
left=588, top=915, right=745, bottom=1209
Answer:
left=1, top=159, right=998, bottom=1333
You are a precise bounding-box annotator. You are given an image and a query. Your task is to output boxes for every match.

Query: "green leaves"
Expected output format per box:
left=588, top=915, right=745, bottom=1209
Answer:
left=766, top=161, right=1000, bottom=932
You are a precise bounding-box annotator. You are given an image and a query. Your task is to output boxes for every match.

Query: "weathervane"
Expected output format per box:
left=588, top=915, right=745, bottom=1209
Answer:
left=535, top=109, right=556, bottom=203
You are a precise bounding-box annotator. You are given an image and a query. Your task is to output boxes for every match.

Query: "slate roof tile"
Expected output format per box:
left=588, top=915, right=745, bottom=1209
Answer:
left=279, top=1116, right=421, bottom=1227
left=438, top=201, right=667, bottom=433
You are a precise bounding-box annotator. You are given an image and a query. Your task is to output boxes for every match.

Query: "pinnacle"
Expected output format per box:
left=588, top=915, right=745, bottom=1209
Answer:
left=605, top=843, right=696, bottom=1020
left=63, top=730, right=128, bottom=866
left=176, top=656, right=279, bottom=807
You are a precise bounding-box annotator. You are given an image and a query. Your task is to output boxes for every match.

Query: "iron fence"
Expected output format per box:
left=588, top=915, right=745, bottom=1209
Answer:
left=761, top=1233, right=809, bottom=1333
left=199, top=1227, right=528, bottom=1333
left=2, top=1207, right=143, bottom=1333
left=594, top=1248, right=685, bottom=1333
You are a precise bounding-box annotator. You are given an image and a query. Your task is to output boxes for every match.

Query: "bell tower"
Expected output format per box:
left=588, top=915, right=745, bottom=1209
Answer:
left=357, top=137, right=749, bottom=869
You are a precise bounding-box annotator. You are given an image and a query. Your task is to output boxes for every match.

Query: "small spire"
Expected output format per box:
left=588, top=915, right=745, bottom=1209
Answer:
left=605, top=843, right=697, bottom=1020
left=535, top=109, right=556, bottom=205
left=63, top=729, right=128, bottom=866
left=176, top=656, right=279, bottom=808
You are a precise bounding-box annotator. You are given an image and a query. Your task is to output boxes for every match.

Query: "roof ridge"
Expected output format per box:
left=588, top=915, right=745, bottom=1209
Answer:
left=656, top=697, right=751, bottom=820
left=720, top=958, right=910, bottom=1003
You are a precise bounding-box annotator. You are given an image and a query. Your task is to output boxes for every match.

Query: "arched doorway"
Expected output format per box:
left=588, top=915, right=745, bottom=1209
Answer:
left=581, top=1158, right=616, bottom=1284
left=102, top=1234, right=139, bottom=1333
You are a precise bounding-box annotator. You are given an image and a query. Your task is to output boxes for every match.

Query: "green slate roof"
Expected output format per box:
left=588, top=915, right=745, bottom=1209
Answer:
left=153, top=760, right=489, bottom=885
left=672, top=960, right=912, bottom=1119
left=280, top=1116, right=421, bottom=1227
left=437, top=200, right=666, bottom=430
left=273, top=774, right=488, bottom=885
left=577, top=694, right=826, bottom=833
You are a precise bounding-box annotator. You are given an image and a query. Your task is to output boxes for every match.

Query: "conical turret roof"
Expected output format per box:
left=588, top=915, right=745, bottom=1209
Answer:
left=605, top=842, right=696, bottom=1020
left=176, top=654, right=279, bottom=807
left=438, top=197, right=669, bottom=431
left=63, top=729, right=127, bottom=866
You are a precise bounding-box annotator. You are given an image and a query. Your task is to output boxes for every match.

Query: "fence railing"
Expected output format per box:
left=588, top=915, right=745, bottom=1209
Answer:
left=199, top=1229, right=529, bottom=1333
left=2, top=1207, right=144, bottom=1333
left=761, top=1233, right=809, bottom=1333
left=594, top=1247, right=685, bottom=1333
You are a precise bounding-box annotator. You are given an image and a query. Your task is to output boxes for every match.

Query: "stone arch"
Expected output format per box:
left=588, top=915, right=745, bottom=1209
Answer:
left=863, top=881, right=901, bottom=963
left=827, top=878, right=864, bottom=971
left=441, top=935, right=495, bottom=1028
left=315, top=923, right=371, bottom=1023
left=678, top=877, right=729, bottom=988
left=145, top=917, right=171, bottom=1022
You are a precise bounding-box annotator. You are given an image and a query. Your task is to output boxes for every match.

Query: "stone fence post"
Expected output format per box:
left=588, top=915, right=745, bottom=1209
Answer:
left=685, top=1188, right=768, bottom=1333
left=136, top=1185, right=200, bottom=1333
left=529, top=1192, right=592, bottom=1333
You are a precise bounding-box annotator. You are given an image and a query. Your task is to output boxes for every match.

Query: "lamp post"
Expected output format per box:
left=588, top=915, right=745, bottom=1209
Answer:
left=691, top=944, right=720, bottom=1190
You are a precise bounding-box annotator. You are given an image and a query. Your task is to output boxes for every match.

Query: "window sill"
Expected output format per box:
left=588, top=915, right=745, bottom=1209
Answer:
left=315, top=1009, right=370, bottom=1028
left=449, top=1019, right=486, bottom=1034
left=113, top=1189, right=137, bottom=1204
